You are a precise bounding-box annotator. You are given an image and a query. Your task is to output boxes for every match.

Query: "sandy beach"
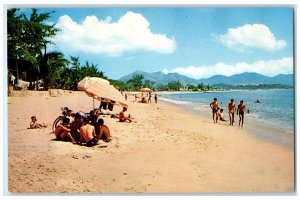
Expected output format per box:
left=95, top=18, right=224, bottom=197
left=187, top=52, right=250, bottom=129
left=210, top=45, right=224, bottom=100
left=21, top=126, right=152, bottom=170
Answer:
left=6, top=90, right=294, bottom=193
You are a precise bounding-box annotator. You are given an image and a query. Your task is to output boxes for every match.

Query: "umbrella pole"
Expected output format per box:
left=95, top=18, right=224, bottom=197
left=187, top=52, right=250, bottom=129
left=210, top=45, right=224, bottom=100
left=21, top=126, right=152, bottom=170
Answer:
left=93, top=98, right=95, bottom=109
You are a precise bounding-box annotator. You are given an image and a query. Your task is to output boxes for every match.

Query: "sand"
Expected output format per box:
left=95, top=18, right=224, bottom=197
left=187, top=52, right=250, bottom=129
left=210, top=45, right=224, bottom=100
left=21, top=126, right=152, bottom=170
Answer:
left=6, top=90, right=294, bottom=194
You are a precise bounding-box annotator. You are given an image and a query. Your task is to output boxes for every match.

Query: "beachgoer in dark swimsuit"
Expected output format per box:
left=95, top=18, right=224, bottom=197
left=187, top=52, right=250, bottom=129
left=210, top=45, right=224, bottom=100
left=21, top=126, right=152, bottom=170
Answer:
left=210, top=98, right=219, bottom=123
left=237, top=100, right=246, bottom=128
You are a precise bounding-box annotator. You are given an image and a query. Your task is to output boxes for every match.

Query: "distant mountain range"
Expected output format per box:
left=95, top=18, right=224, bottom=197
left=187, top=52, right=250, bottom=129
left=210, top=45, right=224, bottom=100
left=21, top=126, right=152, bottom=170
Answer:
left=119, top=70, right=293, bottom=86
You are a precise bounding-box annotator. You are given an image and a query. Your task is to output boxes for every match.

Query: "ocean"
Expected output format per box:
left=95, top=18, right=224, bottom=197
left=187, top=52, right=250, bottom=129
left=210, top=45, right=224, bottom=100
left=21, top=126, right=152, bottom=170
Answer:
left=159, top=89, right=295, bottom=148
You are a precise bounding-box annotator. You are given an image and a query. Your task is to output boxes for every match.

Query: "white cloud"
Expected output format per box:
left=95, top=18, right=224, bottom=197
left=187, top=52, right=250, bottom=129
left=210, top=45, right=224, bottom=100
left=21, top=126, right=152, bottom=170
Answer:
left=166, top=57, right=293, bottom=79
left=162, top=69, right=169, bottom=74
left=52, top=11, right=176, bottom=56
left=216, top=24, right=286, bottom=52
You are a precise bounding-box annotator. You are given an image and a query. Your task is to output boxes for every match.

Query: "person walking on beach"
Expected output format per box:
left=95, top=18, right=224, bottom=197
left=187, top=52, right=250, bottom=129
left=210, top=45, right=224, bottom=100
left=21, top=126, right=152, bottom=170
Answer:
left=228, top=99, right=236, bottom=126
left=237, top=100, right=246, bottom=128
left=154, top=94, right=158, bottom=103
left=148, top=92, right=152, bottom=104
left=210, top=98, right=219, bottom=123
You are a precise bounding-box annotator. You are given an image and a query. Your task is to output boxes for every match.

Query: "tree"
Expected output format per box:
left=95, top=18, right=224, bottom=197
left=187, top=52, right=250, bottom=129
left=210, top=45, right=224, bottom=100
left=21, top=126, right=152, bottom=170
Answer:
left=46, top=52, right=69, bottom=89
left=167, top=81, right=182, bottom=91
left=207, top=84, right=210, bottom=91
left=197, top=83, right=204, bottom=91
left=127, top=74, right=144, bottom=90
left=8, top=8, right=60, bottom=89
left=7, top=9, right=23, bottom=59
left=143, top=80, right=155, bottom=89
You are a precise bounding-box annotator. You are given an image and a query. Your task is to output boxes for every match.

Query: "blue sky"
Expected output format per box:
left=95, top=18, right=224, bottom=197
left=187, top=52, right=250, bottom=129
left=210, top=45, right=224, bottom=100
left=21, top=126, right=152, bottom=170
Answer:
left=20, top=7, right=294, bottom=80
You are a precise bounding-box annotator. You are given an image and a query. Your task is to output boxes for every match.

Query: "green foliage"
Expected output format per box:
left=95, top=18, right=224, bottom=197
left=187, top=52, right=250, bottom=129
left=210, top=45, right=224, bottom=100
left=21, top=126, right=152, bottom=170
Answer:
left=167, top=81, right=182, bottom=91
left=127, top=74, right=144, bottom=90
left=143, top=80, right=155, bottom=89
left=110, top=80, right=130, bottom=91
left=7, top=9, right=106, bottom=91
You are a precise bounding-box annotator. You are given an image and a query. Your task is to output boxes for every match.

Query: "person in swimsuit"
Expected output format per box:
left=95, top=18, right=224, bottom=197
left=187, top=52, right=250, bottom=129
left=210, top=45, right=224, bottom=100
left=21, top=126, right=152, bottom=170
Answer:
left=29, top=116, right=47, bottom=129
left=237, top=100, right=246, bottom=128
left=96, top=118, right=112, bottom=142
left=119, top=107, right=132, bottom=122
left=218, top=109, right=227, bottom=121
left=210, top=98, right=219, bottom=123
left=228, top=99, right=236, bottom=126
left=79, top=117, right=98, bottom=147
left=54, top=117, right=76, bottom=143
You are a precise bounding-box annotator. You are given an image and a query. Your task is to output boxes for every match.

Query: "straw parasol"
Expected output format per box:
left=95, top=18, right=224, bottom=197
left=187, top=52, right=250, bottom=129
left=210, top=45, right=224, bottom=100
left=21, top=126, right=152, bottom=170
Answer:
left=138, top=87, right=153, bottom=93
left=77, top=77, right=128, bottom=108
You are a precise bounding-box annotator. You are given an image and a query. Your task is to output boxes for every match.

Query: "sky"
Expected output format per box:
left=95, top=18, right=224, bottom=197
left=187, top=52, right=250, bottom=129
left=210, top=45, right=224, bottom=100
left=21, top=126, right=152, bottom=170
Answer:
left=18, top=6, right=294, bottom=80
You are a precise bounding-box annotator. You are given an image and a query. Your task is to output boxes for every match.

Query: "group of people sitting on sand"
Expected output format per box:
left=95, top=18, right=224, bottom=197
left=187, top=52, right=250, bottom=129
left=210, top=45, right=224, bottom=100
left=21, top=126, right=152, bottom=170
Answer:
left=53, top=109, right=112, bottom=147
left=52, top=105, right=133, bottom=147
left=210, top=98, right=247, bottom=128
left=29, top=103, right=133, bottom=147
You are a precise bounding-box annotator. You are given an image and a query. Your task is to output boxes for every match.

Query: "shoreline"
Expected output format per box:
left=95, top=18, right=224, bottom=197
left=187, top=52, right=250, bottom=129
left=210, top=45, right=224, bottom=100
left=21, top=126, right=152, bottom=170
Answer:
left=156, top=90, right=294, bottom=149
left=7, top=91, right=294, bottom=193
left=158, top=97, right=294, bottom=149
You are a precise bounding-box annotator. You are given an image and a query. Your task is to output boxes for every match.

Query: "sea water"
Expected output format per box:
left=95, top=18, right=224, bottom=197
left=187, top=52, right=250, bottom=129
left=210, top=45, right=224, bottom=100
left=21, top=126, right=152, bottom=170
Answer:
left=159, top=89, right=295, bottom=148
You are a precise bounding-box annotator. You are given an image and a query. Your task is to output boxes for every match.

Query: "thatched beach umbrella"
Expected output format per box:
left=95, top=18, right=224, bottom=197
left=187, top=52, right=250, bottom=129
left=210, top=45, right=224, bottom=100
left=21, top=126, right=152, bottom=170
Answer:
left=77, top=77, right=128, bottom=108
left=138, top=87, right=153, bottom=93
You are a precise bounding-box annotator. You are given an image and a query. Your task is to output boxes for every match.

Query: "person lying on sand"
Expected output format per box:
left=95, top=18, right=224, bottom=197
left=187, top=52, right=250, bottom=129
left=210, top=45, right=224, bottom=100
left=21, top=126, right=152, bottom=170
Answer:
left=96, top=118, right=111, bottom=143
left=54, top=117, right=76, bottom=144
left=119, top=107, right=133, bottom=123
left=29, top=116, right=47, bottom=129
left=79, top=117, right=98, bottom=147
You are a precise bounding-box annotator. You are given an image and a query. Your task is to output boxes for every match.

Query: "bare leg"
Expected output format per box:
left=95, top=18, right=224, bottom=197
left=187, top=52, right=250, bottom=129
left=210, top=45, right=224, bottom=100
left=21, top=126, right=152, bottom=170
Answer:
left=54, top=126, right=63, bottom=138
left=61, top=130, right=76, bottom=143
left=241, top=115, right=244, bottom=128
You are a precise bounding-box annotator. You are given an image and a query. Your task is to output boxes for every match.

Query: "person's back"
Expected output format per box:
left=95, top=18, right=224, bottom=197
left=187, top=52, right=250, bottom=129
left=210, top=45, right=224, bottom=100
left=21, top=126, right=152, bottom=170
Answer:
left=80, top=123, right=94, bottom=142
left=97, top=118, right=111, bottom=142
left=80, top=117, right=98, bottom=147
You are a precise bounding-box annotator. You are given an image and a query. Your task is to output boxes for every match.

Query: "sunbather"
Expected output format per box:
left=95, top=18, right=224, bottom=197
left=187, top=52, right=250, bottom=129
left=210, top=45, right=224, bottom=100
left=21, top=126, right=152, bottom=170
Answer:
left=29, top=116, right=47, bottom=129
left=119, top=107, right=132, bottom=122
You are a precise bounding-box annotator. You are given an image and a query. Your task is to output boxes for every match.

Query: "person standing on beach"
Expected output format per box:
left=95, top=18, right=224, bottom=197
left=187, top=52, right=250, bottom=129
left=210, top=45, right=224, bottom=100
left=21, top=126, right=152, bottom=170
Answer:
left=237, top=100, right=246, bottom=128
left=228, top=99, right=236, bottom=126
left=154, top=94, right=158, bottom=103
left=210, top=98, right=219, bottom=123
left=148, top=92, right=152, bottom=104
